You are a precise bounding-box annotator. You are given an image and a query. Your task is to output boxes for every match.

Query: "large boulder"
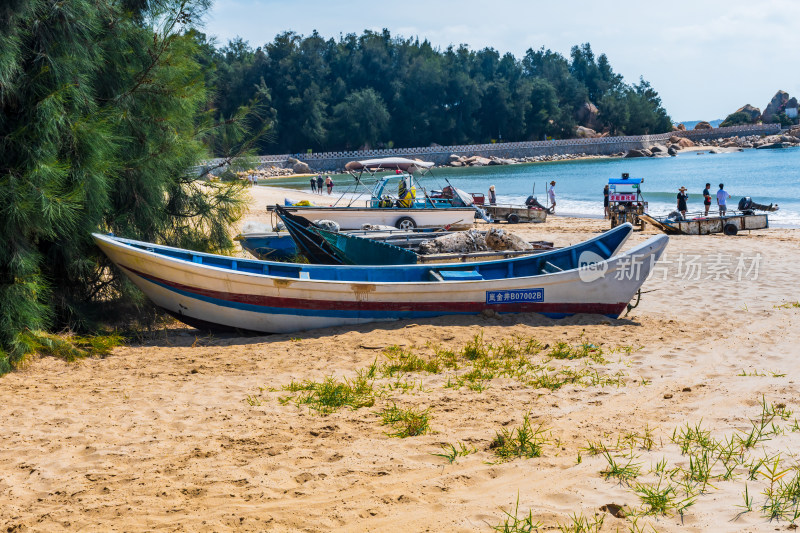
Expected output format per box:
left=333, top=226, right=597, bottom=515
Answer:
left=761, top=90, right=790, bottom=123
left=575, top=125, right=600, bottom=138
left=694, top=121, right=713, bottom=130
left=736, top=104, right=762, bottom=123
left=292, top=161, right=311, bottom=174
left=673, top=123, right=687, bottom=131
left=624, top=148, right=652, bottom=158
left=576, top=102, right=600, bottom=130
left=448, top=153, right=462, bottom=162
left=464, top=156, right=492, bottom=166
left=674, top=137, right=696, bottom=148
left=484, top=228, right=533, bottom=251
left=649, top=144, right=668, bottom=153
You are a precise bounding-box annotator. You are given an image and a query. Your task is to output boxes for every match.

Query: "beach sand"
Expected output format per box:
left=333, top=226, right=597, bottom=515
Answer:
left=3, top=185, right=800, bottom=532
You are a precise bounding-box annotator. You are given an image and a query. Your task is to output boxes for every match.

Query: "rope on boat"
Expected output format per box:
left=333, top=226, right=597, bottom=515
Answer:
left=623, top=288, right=660, bottom=317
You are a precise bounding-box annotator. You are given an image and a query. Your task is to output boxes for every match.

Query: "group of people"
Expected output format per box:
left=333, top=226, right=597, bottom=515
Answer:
left=677, top=183, right=731, bottom=218
left=309, top=174, right=334, bottom=195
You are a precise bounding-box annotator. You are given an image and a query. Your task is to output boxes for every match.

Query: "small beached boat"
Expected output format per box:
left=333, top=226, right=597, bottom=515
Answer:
left=92, top=223, right=667, bottom=334
left=269, top=157, right=485, bottom=230
left=236, top=230, right=555, bottom=263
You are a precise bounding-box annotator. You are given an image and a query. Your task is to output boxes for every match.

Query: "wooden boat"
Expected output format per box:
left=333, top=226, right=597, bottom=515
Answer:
left=275, top=205, right=419, bottom=265
left=92, top=223, right=668, bottom=334
left=236, top=229, right=451, bottom=262
left=270, top=157, right=484, bottom=230
left=236, top=231, right=555, bottom=263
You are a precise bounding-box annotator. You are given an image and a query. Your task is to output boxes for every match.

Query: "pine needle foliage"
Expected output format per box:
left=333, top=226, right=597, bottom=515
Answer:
left=0, top=0, right=257, bottom=373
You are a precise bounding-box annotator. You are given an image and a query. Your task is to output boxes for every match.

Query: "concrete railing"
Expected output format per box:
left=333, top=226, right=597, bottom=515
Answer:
left=198, top=124, right=781, bottom=173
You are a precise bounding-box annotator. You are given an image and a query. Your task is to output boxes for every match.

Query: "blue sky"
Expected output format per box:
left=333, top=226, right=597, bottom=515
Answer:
left=204, top=0, right=799, bottom=122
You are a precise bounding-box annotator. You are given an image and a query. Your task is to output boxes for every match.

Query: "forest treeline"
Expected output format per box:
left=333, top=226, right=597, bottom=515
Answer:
left=198, top=29, right=673, bottom=155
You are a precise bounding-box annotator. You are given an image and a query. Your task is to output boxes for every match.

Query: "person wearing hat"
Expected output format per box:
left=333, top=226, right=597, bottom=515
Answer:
left=547, top=181, right=556, bottom=214
left=488, top=185, right=497, bottom=205
left=677, top=186, right=689, bottom=219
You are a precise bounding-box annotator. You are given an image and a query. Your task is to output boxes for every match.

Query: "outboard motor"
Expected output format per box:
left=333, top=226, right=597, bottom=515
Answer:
left=525, top=195, right=550, bottom=212
left=737, top=197, right=779, bottom=215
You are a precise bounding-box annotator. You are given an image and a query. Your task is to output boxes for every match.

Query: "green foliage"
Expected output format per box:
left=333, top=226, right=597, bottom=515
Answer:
left=491, top=414, right=549, bottom=462
left=492, top=494, right=542, bottom=532
left=201, top=35, right=672, bottom=153
left=379, top=403, right=431, bottom=437
left=1, top=0, right=258, bottom=373
left=720, top=111, right=755, bottom=128
left=281, top=372, right=376, bottom=414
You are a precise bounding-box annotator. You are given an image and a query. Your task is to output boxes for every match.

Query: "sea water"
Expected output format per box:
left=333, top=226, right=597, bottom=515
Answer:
left=270, top=146, right=800, bottom=227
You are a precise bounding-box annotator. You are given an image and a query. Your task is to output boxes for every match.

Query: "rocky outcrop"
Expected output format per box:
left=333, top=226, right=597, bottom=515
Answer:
left=624, top=148, right=652, bottom=158
left=673, top=123, right=686, bottom=131
left=673, top=137, right=696, bottom=148
left=694, top=121, right=713, bottom=130
left=576, top=102, right=600, bottom=130
left=575, top=125, right=600, bottom=138
left=736, top=104, right=762, bottom=123
left=292, top=161, right=312, bottom=174
left=761, top=90, right=790, bottom=123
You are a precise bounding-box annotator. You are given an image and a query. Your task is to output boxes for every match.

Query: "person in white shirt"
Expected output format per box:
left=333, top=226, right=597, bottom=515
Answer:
left=548, top=180, right=556, bottom=214
left=716, top=183, right=731, bottom=215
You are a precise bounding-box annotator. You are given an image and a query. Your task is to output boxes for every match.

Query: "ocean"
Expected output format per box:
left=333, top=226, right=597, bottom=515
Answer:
left=268, top=146, right=800, bottom=227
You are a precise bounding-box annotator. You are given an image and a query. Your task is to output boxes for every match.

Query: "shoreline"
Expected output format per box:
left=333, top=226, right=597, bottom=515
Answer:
left=247, top=184, right=800, bottom=229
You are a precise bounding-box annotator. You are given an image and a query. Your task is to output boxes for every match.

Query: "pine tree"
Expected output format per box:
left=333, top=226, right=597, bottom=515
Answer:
left=0, top=0, right=250, bottom=373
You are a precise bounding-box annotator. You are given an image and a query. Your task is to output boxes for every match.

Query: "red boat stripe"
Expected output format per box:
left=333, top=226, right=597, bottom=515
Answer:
left=121, top=264, right=626, bottom=316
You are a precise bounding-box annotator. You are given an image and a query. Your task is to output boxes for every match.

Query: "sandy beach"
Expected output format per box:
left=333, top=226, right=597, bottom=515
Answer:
left=3, top=185, right=800, bottom=532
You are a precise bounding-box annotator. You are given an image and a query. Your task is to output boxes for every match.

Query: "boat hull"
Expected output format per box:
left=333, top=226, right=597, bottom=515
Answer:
left=93, top=230, right=667, bottom=334
left=270, top=206, right=476, bottom=230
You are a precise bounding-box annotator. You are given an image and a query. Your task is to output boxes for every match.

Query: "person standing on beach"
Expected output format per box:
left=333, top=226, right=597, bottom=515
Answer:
left=488, top=185, right=497, bottom=205
left=325, top=175, right=334, bottom=195
left=717, top=183, right=731, bottom=215
left=702, top=183, right=711, bottom=216
left=677, top=186, right=689, bottom=219
left=548, top=181, right=556, bottom=214
left=310, top=176, right=318, bottom=193
left=316, top=174, right=324, bottom=195
left=603, top=185, right=610, bottom=219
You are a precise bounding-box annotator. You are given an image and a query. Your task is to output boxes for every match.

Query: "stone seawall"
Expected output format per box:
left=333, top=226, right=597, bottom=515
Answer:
left=200, top=124, right=780, bottom=174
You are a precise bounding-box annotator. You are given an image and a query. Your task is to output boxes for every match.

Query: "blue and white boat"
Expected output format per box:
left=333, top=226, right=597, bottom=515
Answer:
left=269, top=158, right=485, bottom=230
left=92, top=223, right=667, bottom=334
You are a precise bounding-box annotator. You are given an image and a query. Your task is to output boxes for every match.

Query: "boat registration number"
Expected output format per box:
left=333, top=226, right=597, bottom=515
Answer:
left=486, top=289, right=543, bottom=304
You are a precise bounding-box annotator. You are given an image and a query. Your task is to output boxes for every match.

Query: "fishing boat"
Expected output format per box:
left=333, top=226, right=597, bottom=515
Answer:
left=92, top=223, right=668, bottom=334
left=236, top=230, right=554, bottom=263
left=235, top=227, right=453, bottom=262
left=268, top=157, right=484, bottom=230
